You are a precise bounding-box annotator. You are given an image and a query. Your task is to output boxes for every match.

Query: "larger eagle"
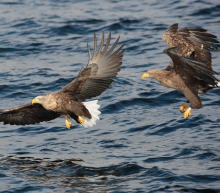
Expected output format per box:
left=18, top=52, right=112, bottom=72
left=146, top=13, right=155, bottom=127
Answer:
left=142, top=23, right=219, bottom=118
left=0, top=32, right=123, bottom=128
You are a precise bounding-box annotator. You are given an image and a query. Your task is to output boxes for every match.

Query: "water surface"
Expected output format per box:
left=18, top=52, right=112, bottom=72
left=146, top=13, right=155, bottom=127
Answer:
left=0, top=0, right=219, bottom=192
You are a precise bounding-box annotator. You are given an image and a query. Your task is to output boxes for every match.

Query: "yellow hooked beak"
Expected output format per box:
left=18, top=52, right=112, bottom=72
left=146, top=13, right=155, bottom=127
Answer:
left=32, top=98, right=39, bottom=104
left=141, top=72, right=150, bottom=79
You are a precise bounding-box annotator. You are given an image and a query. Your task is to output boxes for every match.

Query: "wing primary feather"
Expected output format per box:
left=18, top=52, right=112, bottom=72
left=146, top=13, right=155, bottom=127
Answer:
left=188, top=36, right=219, bottom=50
left=99, top=32, right=105, bottom=53
left=193, top=31, right=217, bottom=39
left=111, top=44, right=124, bottom=56
left=0, top=104, right=59, bottom=125
left=168, top=23, right=178, bottom=32
left=193, top=34, right=219, bottom=43
left=87, top=43, right=92, bottom=61
left=61, top=32, right=123, bottom=100
left=186, top=27, right=207, bottom=32
left=103, top=32, right=111, bottom=53
left=165, top=47, right=219, bottom=83
left=106, top=36, right=120, bottom=55
left=184, top=57, right=218, bottom=76
left=93, top=32, right=97, bottom=56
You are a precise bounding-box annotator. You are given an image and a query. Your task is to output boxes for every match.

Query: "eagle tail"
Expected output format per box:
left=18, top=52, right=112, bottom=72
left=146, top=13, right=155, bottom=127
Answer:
left=82, top=100, right=101, bottom=127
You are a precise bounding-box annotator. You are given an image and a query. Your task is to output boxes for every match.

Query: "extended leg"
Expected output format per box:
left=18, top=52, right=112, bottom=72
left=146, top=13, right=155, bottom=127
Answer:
left=179, top=100, right=189, bottom=113
left=184, top=107, right=192, bottom=119
left=65, top=115, right=72, bottom=129
left=179, top=103, right=187, bottom=112
left=78, top=116, right=85, bottom=124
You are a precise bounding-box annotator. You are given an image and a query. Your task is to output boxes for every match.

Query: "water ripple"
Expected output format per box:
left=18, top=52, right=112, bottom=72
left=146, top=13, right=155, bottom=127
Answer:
left=0, top=0, right=219, bottom=192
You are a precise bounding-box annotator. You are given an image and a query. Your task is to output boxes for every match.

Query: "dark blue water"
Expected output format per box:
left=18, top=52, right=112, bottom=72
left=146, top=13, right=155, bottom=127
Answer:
left=0, top=0, right=220, bottom=192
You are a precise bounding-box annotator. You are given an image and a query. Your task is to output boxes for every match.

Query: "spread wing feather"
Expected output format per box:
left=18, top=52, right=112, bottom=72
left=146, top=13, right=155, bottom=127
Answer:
left=165, top=47, right=219, bottom=87
left=0, top=104, right=60, bottom=125
left=163, top=23, right=219, bottom=67
left=164, top=23, right=219, bottom=50
left=62, top=32, right=123, bottom=101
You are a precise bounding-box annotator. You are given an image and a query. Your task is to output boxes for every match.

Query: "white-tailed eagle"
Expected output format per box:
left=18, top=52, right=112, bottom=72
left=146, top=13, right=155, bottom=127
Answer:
left=142, top=23, right=219, bottom=118
left=0, top=33, right=123, bottom=128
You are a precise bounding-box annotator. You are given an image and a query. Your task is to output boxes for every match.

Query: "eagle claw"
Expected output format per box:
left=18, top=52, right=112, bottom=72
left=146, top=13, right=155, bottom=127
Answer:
left=65, top=119, right=72, bottom=129
left=78, top=116, right=85, bottom=124
left=179, top=103, right=187, bottom=113
left=184, top=107, right=192, bottom=119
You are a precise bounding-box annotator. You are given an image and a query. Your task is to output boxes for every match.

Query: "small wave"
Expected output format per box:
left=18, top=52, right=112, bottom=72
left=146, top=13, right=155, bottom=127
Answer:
left=191, top=5, right=220, bottom=16
left=154, top=185, right=220, bottom=193
left=11, top=18, right=40, bottom=29
left=0, top=47, right=18, bottom=53
left=103, top=97, right=157, bottom=114
left=0, top=155, right=143, bottom=178
left=0, top=44, right=43, bottom=57
left=144, top=147, right=217, bottom=163
left=13, top=125, right=67, bottom=135
left=98, top=138, right=129, bottom=149
left=45, top=24, right=90, bottom=36
left=96, top=18, right=143, bottom=32
left=194, top=152, right=218, bottom=160
left=125, top=124, right=154, bottom=133
left=0, top=1, right=24, bottom=5
left=73, top=18, right=104, bottom=24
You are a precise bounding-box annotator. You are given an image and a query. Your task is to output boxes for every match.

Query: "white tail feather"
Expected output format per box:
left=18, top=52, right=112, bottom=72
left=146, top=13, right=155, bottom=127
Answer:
left=82, top=100, right=101, bottom=127
left=208, top=81, right=220, bottom=87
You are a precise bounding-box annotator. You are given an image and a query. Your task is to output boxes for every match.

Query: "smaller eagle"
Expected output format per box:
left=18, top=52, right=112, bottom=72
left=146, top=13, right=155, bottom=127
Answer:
left=0, top=32, right=123, bottom=128
left=142, top=23, right=219, bottom=118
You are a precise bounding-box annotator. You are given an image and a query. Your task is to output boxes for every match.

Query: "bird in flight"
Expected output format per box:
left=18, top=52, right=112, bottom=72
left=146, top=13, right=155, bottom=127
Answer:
left=142, top=23, right=219, bottom=118
left=0, top=32, right=123, bottom=128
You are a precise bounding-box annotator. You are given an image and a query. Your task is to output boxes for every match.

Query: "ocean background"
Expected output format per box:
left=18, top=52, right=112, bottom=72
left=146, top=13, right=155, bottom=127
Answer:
left=0, top=0, right=220, bottom=192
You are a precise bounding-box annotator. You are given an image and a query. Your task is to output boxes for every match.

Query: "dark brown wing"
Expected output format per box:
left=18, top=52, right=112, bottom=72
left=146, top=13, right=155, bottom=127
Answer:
left=181, top=26, right=219, bottom=50
left=164, top=47, right=219, bottom=88
left=61, top=32, right=123, bottom=101
left=0, top=103, right=60, bottom=125
left=163, top=23, right=219, bottom=68
left=164, top=47, right=219, bottom=108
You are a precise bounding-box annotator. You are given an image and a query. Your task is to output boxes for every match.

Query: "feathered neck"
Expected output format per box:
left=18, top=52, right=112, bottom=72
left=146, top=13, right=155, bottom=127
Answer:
left=148, top=69, right=171, bottom=82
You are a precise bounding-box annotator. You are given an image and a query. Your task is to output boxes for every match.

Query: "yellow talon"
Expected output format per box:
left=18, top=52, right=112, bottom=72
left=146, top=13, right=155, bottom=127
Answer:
left=179, top=103, right=187, bottom=112
left=78, top=116, right=85, bottom=124
left=184, top=107, right=192, bottom=119
left=65, top=119, right=72, bottom=129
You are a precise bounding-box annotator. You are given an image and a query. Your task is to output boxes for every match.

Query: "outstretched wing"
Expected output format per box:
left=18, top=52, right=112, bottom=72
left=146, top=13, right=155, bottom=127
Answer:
left=165, top=47, right=219, bottom=108
left=0, top=103, right=60, bottom=125
left=164, top=47, right=219, bottom=87
left=163, top=23, right=219, bottom=67
left=61, top=32, right=123, bottom=101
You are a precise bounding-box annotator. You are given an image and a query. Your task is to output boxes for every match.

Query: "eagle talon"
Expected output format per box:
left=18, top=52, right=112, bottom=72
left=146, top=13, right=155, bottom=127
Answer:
left=184, top=107, right=192, bottom=119
left=65, top=119, right=72, bottom=129
left=179, top=103, right=187, bottom=113
left=78, top=116, right=85, bottom=124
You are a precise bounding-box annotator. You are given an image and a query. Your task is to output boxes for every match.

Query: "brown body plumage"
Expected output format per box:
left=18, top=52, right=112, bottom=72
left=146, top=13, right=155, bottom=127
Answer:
left=0, top=32, right=123, bottom=128
left=142, top=23, right=219, bottom=118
